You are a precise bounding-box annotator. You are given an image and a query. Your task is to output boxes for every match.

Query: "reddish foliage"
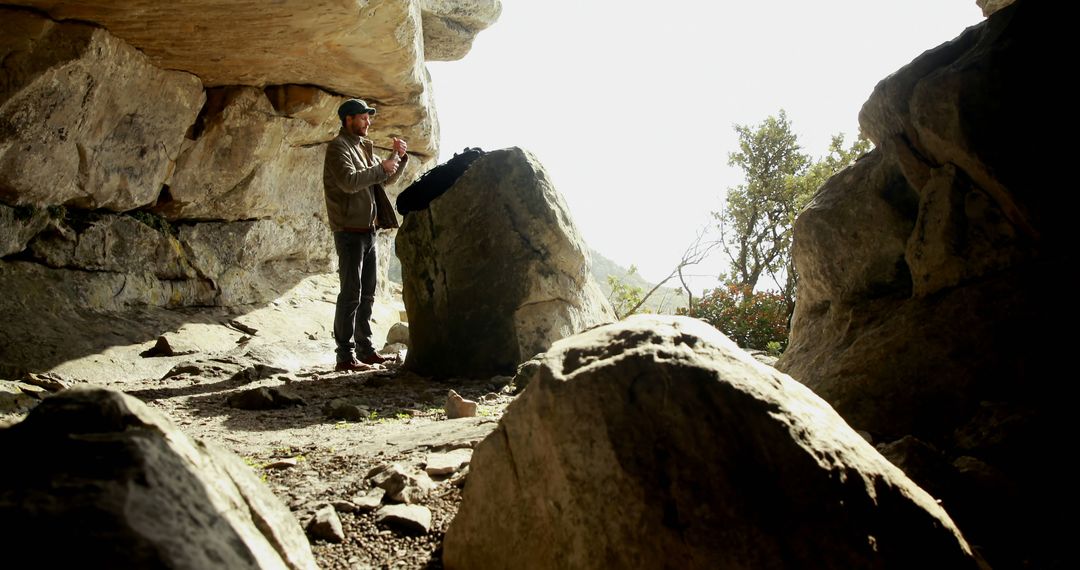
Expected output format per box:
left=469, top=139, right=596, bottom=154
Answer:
left=679, top=284, right=788, bottom=351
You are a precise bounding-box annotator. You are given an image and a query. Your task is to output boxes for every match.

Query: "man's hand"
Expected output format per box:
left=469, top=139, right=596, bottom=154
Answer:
left=381, top=155, right=399, bottom=176
left=392, top=137, right=408, bottom=157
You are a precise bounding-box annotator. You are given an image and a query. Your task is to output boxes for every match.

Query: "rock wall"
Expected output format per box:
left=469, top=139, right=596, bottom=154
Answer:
left=0, top=9, right=205, bottom=210
left=0, top=2, right=498, bottom=307
left=777, top=1, right=1066, bottom=566
left=0, top=1, right=500, bottom=374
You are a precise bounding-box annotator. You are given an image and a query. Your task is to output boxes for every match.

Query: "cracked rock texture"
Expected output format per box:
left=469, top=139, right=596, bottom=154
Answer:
left=443, top=315, right=981, bottom=570
left=421, top=0, right=502, bottom=61
left=396, top=147, right=614, bottom=378
left=0, top=8, right=205, bottom=211
left=8, top=0, right=459, bottom=157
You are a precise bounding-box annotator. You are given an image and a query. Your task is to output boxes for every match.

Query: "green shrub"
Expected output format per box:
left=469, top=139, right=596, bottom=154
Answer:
left=680, top=284, right=789, bottom=351
left=606, top=266, right=648, bottom=319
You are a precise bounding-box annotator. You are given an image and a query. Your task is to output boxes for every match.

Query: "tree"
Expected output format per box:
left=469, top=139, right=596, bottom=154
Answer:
left=715, top=111, right=870, bottom=320
left=606, top=226, right=719, bottom=320
left=606, top=266, right=647, bottom=320
left=716, top=110, right=810, bottom=293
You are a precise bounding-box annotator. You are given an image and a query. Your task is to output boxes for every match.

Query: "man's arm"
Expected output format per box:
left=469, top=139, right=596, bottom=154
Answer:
left=327, top=139, right=390, bottom=194
left=385, top=152, right=409, bottom=185
left=383, top=137, right=410, bottom=185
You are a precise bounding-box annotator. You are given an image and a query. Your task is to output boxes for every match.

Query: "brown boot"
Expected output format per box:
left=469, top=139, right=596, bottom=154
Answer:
left=335, top=359, right=373, bottom=372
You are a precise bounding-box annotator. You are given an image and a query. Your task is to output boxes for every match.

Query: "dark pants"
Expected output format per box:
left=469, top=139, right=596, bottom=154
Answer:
left=333, top=231, right=377, bottom=361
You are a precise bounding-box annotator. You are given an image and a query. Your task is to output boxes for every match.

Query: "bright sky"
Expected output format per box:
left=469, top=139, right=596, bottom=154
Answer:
left=427, top=0, right=985, bottom=293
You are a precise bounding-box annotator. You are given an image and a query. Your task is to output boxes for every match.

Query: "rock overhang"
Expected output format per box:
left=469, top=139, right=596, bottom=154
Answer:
left=9, top=0, right=502, bottom=160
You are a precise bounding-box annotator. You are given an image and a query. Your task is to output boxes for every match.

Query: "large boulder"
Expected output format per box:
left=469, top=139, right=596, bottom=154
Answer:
left=782, top=0, right=1061, bottom=448
left=396, top=147, right=614, bottom=377
left=0, top=8, right=205, bottom=210
left=778, top=1, right=1065, bottom=566
left=0, top=387, right=317, bottom=569
left=443, top=316, right=980, bottom=569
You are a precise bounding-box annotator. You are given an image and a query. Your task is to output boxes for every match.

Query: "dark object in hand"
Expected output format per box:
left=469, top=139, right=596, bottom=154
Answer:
left=396, top=147, right=485, bottom=215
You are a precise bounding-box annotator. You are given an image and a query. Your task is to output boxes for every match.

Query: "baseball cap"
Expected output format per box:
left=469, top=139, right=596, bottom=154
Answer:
left=338, top=98, right=377, bottom=121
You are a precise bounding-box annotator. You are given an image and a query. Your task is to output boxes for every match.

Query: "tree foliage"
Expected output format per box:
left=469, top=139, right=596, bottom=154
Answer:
left=715, top=111, right=870, bottom=320
left=680, top=284, right=789, bottom=351
left=717, top=110, right=809, bottom=292
left=606, top=265, right=647, bottom=320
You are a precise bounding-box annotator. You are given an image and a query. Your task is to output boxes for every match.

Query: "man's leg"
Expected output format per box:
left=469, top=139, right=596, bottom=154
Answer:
left=333, top=232, right=364, bottom=363
left=354, top=233, right=378, bottom=357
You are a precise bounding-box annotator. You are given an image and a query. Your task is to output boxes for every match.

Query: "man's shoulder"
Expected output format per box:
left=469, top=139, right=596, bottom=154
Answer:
left=328, top=132, right=350, bottom=147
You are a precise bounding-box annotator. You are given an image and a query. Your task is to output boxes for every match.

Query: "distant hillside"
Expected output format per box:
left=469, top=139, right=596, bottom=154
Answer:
left=388, top=247, right=687, bottom=314
left=589, top=248, right=687, bottom=315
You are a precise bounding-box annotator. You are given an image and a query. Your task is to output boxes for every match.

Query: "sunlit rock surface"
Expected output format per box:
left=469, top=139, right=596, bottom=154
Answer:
left=421, top=0, right=502, bottom=61
left=6, top=0, right=494, bottom=158
left=445, top=316, right=981, bottom=570
left=0, top=8, right=204, bottom=210
left=396, top=147, right=614, bottom=378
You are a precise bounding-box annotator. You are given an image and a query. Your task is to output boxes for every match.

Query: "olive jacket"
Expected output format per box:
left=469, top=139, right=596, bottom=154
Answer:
left=322, top=128, right=407, bottom=231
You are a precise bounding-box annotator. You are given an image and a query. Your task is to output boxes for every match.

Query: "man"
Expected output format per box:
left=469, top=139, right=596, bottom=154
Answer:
left=323, top=98, right=408, bottom=371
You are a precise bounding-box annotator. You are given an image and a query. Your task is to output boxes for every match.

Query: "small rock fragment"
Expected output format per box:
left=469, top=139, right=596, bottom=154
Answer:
left=367, top=463, right=433, bottom=504
left=332, top=500, right=357, bottom=513
left=230, top=319, right=259, bottom=335
left=162, top=363, right=203, bottom=380
left=307, top=505, right=345, bottom=543
left=375, top=504, right=432, bottom=536
left=386, top=322, right=410, bottom=346
left=324, top=399, right=369, bottom=421
left=226, top=387, right=305, bottom=410
left=21, top=372, right=72, bottom=392
left=264, top=458, right=299, bottom=470
left=351, top=488, right=385, bottom=511
left=140, top=336, right=176, bottom=357
left=426, top=448, right=473, bottom=476
left=445, top=389, right=477, bottom=419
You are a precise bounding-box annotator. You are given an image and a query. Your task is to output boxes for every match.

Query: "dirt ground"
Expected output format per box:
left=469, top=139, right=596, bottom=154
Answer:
left=1, top=274, right=517, bottom=569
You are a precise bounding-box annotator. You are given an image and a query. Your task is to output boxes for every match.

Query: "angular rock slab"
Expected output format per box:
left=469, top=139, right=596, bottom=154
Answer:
left=159, top=86, right=333, bottom=221
left=12, top=0, right=460, bottom=158
left=422, top=0, right=503, bottom=61
left=0, top=8, right=204, bottom=210
left=397, top=147, right=614, bottom=377
left=376, top=504, right=432, bottom=536
left=443, top=316, right=980, bottom=570
left=0, top=387, right=317, bottom=569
